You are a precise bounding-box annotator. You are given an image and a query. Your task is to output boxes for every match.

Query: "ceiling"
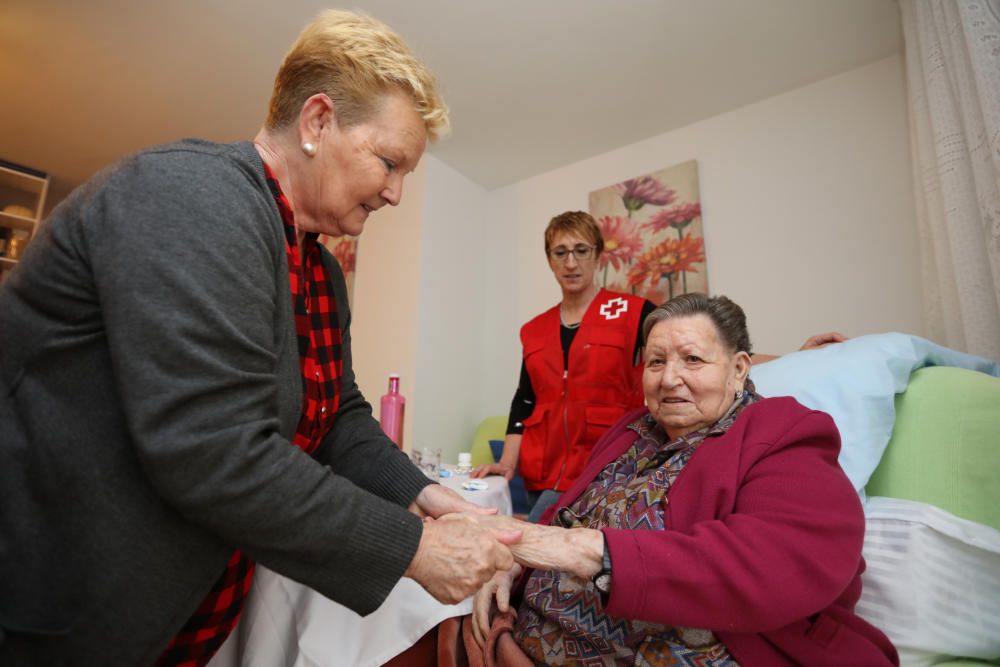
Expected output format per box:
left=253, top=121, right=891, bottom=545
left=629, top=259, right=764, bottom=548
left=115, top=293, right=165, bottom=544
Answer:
left=1, top=0, right=902, bottom=203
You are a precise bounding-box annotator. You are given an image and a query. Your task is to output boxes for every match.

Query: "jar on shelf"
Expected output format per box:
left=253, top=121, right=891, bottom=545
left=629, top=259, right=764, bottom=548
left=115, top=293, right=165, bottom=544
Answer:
left=6, top=231, right=28, bottom=260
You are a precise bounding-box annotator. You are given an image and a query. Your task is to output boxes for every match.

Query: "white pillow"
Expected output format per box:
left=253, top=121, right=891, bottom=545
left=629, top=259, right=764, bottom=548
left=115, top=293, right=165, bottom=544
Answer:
left=857, top=496, right=1000, bottom=667
left=749, top=333, right=1000, bottom=491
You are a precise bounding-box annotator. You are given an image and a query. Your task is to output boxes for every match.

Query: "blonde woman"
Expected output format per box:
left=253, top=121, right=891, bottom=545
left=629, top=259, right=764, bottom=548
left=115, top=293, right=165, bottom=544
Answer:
left=0, top=11, right=517, bottom=666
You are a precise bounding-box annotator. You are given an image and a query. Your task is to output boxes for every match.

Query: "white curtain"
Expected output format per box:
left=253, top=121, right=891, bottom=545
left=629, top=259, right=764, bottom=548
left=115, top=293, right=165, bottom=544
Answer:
left=900, top=0, right=1000, bottom=361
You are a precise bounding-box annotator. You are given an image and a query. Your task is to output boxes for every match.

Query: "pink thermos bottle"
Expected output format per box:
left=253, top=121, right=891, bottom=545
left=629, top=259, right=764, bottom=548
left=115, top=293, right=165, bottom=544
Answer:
left=379, top=373, right=405, bottom=449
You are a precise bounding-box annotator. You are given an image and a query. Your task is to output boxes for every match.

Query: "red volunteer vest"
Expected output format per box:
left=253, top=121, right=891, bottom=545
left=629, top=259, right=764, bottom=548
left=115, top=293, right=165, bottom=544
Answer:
left=518, top=289, right=646, bottom=491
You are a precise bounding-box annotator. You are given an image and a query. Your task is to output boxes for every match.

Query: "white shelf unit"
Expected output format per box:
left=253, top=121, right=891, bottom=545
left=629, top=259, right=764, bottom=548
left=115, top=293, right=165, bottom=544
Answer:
left=0, top=160, right=49, bottom=277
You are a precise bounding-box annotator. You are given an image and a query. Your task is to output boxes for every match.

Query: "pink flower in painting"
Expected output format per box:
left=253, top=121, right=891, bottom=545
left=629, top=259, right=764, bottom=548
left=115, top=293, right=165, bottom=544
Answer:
left=627, top=235, right=706, bottom=289
left=644, top=202, right=702, bottom=233
left=597, top=215, right=642, bottom=271
left=613, top=176, right=677, bottom=213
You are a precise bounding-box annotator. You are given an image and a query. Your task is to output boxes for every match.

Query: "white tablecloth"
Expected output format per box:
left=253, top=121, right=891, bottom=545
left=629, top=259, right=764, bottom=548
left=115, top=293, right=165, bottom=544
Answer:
left=208, top=474, right=510, bottom=667
left=209, top=568, right=470, bottom=667
left=437, top=467, right=512, bottom=516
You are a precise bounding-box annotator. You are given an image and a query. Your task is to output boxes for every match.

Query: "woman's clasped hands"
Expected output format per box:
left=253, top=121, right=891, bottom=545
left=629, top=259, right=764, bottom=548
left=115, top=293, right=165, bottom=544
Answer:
left=467, top=514, right=606, bottom=646
left=404, top=484, right=523, bottom=604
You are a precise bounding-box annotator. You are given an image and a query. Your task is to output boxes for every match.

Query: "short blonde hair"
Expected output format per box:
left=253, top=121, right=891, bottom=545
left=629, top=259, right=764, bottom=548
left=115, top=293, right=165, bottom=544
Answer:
left=544, top=211, right=605, bottom=256
left=265, top=9, right=449, bottom=140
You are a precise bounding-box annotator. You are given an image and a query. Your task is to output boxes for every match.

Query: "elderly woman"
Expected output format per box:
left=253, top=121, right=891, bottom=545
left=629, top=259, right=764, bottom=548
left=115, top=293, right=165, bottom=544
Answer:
left=0, top=11, right=517, bottom=666
left=469, top=294, right=898, bottom=666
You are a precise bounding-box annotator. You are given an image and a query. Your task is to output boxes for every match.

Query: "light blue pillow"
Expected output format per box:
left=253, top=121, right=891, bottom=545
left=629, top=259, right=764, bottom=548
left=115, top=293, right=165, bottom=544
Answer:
left=749, top=333, right=1000, bottom=492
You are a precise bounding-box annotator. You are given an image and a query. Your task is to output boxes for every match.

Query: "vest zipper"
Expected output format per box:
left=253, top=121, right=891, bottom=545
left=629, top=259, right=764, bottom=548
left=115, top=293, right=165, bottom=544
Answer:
left=554, top=368, right=570, bottom=490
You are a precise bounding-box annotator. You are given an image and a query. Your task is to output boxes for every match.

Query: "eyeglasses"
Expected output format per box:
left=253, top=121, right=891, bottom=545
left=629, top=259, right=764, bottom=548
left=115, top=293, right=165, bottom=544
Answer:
left=548, top=244, right=596, bottom=262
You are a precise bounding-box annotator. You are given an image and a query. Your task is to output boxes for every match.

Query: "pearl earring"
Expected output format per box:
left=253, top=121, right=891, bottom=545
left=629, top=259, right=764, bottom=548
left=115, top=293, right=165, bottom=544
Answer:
left=302, top=142, right=317, bottom=157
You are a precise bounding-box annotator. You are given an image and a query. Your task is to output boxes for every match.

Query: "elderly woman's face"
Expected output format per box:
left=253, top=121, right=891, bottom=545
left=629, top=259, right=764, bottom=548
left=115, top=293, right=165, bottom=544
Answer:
left=300, top=91, right=427, bottom=237
left=642, top=314, right=750, bottom=441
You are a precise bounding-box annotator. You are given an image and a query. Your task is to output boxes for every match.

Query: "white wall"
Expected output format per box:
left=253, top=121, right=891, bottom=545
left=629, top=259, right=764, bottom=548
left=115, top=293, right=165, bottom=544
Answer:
left=349, top=161, right=426, bottom=451
left=480, top=54, right=921, bottom=415
left=412, top=157, right=489, bottom=463
left=350, top=154, right=492, bottom=463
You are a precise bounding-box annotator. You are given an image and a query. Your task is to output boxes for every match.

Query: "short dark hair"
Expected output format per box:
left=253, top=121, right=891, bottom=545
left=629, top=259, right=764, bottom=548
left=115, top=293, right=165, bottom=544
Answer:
left=543, top=211, right=604, bottom=257
left=642, top=293, right=752, bottom=354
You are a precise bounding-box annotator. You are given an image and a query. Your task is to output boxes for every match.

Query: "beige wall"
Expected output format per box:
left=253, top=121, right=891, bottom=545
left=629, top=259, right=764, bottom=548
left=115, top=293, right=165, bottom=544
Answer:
left=349, top=162, right=426, bottom=452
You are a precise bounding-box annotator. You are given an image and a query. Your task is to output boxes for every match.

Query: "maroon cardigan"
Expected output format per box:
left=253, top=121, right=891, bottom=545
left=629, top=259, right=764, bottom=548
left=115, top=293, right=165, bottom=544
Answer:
left=535, top=397, right=898, bottom=667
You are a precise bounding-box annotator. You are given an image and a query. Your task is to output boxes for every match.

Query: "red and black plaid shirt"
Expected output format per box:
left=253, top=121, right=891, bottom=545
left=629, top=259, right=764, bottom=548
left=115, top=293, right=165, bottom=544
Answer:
left=157, top=166, right=344, bottom=667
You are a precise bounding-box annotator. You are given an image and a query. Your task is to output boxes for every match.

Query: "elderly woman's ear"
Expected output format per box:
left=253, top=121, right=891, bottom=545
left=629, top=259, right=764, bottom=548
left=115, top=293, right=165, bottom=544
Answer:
left=734, top=350, right=752, bottom=394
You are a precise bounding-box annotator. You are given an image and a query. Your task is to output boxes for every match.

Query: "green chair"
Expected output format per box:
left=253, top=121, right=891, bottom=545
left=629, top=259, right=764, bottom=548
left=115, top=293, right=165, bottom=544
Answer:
left=469, top=415, right=534, bottom=516
left=470, top=415, right=507, bottom=467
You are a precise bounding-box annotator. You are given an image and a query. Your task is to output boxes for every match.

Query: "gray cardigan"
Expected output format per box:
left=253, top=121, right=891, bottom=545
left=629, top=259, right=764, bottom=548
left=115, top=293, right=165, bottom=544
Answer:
left=0, top=140, right=432, bottom=665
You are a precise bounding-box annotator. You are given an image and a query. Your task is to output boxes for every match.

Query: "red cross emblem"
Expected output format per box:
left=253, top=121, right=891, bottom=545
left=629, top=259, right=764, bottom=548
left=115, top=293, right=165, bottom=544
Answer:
left=599, top=297, right=628, bottom=320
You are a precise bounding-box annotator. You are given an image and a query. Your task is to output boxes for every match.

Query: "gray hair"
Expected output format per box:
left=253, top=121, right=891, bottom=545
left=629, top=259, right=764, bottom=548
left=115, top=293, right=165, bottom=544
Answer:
left=642, top=293, right=752, bottom=354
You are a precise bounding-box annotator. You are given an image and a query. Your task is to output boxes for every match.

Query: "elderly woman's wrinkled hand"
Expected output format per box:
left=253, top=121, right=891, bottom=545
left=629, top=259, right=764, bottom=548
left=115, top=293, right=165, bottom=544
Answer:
left=472, top=563, right=522, bottom=648
left=472, top=514, right=604, bottom=579
left=799, top=331, right=848, bottom=350
left=404, top=513, right=521, bottom=605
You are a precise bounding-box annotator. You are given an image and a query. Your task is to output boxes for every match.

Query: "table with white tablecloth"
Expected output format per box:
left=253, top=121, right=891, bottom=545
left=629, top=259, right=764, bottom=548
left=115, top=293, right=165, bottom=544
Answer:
left=208, top=472, right=511, bottom=667
left=436, top=465, right=512, bottom=516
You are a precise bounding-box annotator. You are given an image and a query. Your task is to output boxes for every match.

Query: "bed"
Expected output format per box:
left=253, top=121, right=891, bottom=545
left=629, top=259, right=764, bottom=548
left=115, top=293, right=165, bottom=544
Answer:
left=751, top=334, right=1000, bottom=667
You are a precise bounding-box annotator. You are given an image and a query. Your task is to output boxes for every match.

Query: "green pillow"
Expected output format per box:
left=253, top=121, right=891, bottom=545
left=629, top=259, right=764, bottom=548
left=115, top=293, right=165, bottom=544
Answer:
left=866, top=366, right=1000, bottom=531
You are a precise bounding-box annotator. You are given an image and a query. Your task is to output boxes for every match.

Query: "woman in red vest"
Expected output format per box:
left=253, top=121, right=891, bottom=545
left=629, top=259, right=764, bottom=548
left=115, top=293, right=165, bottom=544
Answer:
left=472, top=211, right=656, bottom=522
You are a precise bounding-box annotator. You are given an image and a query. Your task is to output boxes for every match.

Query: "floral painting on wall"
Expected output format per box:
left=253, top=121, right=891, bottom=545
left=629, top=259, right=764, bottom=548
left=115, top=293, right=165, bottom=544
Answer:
left=319, top=234, right=358, bottom=308
left=588, top=159, right=707, bottom=304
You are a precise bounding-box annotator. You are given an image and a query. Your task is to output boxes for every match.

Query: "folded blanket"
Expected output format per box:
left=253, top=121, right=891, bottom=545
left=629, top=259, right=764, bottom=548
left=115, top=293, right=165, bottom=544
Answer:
left=858, top=496, right=1000, bottom=666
